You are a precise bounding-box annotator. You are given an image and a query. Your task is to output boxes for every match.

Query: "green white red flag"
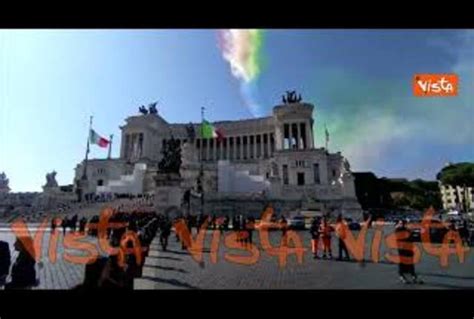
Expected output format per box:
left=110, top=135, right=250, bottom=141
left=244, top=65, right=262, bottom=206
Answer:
left=89, top=129, right=110, bottom=148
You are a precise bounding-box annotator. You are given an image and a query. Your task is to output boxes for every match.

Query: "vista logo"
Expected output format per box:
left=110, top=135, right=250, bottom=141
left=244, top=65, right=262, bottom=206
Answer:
left=413, top=74, right=458, bottom=97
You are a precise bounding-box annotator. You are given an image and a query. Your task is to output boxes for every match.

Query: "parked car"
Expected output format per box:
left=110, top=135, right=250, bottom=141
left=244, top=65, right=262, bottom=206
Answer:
left=256, top=215, right=280, bottom=230
left=287, top=215, right=306, bottom=230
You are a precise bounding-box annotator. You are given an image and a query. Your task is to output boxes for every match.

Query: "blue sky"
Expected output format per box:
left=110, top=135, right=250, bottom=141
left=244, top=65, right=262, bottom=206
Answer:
left=0, top=30, right=472, bottom=192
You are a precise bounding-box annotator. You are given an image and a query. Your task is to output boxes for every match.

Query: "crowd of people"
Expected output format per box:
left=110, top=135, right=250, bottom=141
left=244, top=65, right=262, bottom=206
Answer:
left=2, top=199, right=473, bottom=289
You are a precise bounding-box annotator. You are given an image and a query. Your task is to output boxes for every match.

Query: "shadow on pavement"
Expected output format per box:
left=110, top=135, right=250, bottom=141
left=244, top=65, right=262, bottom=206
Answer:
left=421, top=281, right=474, bottom=289
left=419, top=272, right=474, bottom=281
left=140, top=276, right=199, bottom=289
left=145, top=264, right=188, bottom=274
left=147, top=255, right=182, bottom=262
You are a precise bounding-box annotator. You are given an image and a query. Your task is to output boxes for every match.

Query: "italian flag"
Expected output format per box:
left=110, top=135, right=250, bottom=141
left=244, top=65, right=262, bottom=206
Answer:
left=89, top=129, right=110, bottom=148
left=201, top=120, right=224, bottom=142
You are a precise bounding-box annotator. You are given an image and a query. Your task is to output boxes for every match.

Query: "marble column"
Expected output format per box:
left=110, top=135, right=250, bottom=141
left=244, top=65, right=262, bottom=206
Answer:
left=253, top=135, right=257, bottom=158
left=213, top=139, right=217, bottom=160
left=286, top=123, right=291, bottom=150
left=281, top=125, right=286, bottom=150
left=219, top=140, right=223, bottom=160
left=296, top=122, right=301, bottom=149
left=239, top=136, right=244, bottom=160
left=233, top=137, right=237, bottom=160
left=247, top=136, right=251, bottom=160
left=306, top=121, right=314, bottom=149
left=267, top=133, right=272, bottom=156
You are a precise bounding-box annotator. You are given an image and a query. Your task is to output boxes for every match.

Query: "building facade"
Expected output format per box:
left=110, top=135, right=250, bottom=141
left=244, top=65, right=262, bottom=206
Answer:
left=439, top=184, right=474, bottom=211
left=74, top=95, right=361, bottom=216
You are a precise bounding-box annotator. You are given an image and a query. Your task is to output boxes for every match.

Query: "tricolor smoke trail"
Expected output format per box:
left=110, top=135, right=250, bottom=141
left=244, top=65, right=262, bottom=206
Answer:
left=217, top=29, right=265, bottom=117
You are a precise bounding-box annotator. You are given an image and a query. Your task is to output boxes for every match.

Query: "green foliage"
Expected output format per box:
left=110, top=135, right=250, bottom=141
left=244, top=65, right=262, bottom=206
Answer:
left=437, top=162, right=474, bottom=187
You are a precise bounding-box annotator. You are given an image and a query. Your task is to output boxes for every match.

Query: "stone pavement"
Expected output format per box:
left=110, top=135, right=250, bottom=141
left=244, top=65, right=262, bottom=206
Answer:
left=0, top=226, right=96, bottom=289
left=1, top=225, right=473, bottom=290
left=135, top=227, right=474, bottom=289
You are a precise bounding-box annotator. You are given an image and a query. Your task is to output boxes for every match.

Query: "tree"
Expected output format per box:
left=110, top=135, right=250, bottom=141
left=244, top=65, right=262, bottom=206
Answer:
left=437, top=162, right=474, bottom=212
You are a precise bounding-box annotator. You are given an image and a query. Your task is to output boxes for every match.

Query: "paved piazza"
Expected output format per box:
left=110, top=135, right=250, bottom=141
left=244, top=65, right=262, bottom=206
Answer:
left=2, top=224, right=470, bottom=290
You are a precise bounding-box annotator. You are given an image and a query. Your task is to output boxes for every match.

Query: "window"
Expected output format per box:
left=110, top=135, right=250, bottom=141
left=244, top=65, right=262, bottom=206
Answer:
left=300, top=122, right=307, bottom=149
left=332, top=169, right=337, bottom=177
left=97, top=179, right=104, bottom=186
left=291, top=123, right=298, bottom=149
left=283, top=124, right=290, bottom=150
left=313, top=163, right=320, bottom=184
left=296, top=160, right=305, bottom=167
left=283, top=165, right=289, bottom=185
left=297, top=172, right=305, bottom=186
left=138, top=133, right=144, bottom=157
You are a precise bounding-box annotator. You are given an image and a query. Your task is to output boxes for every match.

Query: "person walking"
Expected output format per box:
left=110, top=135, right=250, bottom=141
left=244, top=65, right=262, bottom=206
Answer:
left=61, top=217, right=68, bottom=236
left=335, top=214, right=350, bottom=261
left=5, top=237, right=38, bottom=289
left=246, top=217, right=255, bottom=245
left=309, top=218, right=321, bottom=259
left=159, top=218, right=172, bottom=251
left=320, top=217, right=333, bottom=259
left=280, top=216, right=288, bottom=247
left=79, top=217, right=88, bottom=234
left=460, top=219, right=470, bottom=246
left=395, top=219, right=423, bottom=284
left=0, top=240, right=11, bottom=287
left=50, top=217, right=57, bottom=233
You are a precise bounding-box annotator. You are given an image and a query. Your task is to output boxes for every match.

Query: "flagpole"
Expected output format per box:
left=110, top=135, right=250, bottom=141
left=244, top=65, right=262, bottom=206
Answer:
left=108, top=134, right=113, bottom=159
left=325, top=124, right=329, bottom=152
left=200, top=106, right=205, bottom=216
left=82, top=115, right=93, bottom=180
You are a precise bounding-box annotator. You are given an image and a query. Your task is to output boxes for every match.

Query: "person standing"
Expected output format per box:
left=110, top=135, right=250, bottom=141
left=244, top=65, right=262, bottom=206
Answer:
left=223, top=215, right=230, bottom=231
left=246, top=217, right=255, bottom=245
left=50, top=217, right=57, bottom=233
left=5, top=237, right=38, bottom=289
left=79, top=217, right=88, bottom=234
left=460, top=219, right=470, bottom=246
left=0, top=240, right=11, bottom=287
left=395, top=219, right=423, bottom=284
left=335, top=215, right=350, bottom=261
left=160, top=217, right=172, bottom=251
left=320, top=217, right=333, bottom=259
left=61, top=217, right=68, bottom=236
left=309, top=218, right=321, bottom=259
left=211, top=215, right=217, bottom=230
left=217, top=216, right=225, bottom=234
left=280, top=216, right=288, bottom=247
